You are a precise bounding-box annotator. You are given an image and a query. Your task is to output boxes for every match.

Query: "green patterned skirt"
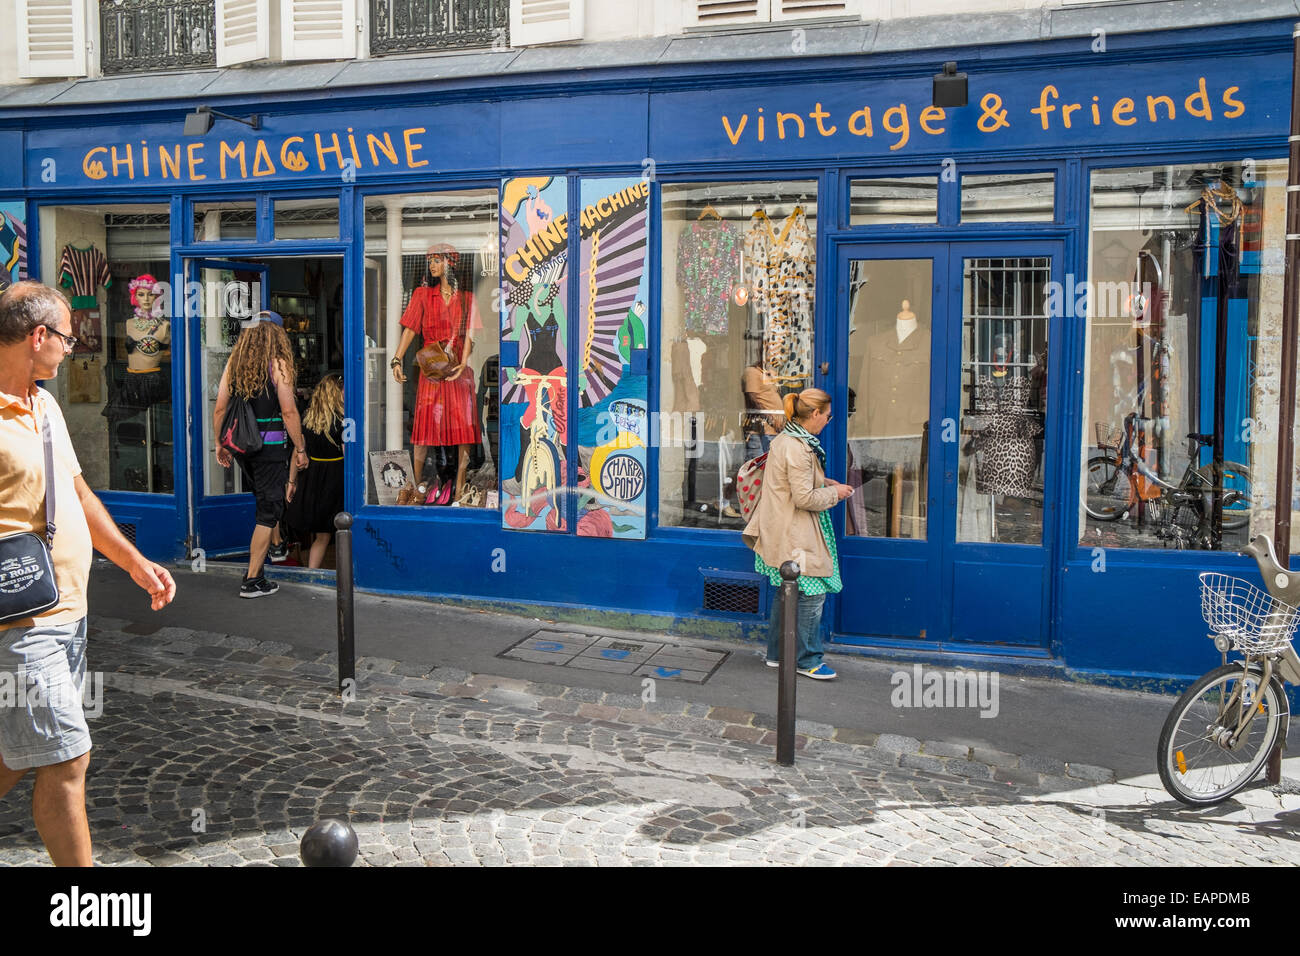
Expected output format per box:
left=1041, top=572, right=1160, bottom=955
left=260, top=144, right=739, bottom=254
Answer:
left=754, top=510, right=842, bottom=595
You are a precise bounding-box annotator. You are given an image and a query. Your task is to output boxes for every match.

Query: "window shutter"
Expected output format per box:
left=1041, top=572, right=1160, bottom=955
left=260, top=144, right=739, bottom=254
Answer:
left=281, top=0, right=357, bottom=61
left=510, top=0, right=585, bottom=46
left=216, top=0, right=269, bottom=66
left=688, top=0, right=770, bottom=27
left=771, top=0, right=860, bottom=19
left=17, top=0, right=87, bottom=78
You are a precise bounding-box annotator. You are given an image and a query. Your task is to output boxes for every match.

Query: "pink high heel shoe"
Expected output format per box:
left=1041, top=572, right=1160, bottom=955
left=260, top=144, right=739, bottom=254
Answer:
left=424, top=482, right=440, bottom=505
left=435, top=482, right=453, bottom=505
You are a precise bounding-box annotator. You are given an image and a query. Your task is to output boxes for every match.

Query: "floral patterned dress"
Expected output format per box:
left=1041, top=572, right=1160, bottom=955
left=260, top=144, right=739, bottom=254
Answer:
left=676, top=220, right=741, bottom=334
left=744, top=208, right=815, bottom=383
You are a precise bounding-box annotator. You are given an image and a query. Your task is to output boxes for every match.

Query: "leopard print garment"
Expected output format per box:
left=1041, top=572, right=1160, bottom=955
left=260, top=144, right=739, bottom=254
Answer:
left=968, top=376, right=1043, bottom=498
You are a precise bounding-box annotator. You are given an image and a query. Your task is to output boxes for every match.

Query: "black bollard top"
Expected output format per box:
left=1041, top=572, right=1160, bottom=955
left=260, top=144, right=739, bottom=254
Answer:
left=334, top=512, right=354, bottom=531
left=779, top=560, right=801, bottom=581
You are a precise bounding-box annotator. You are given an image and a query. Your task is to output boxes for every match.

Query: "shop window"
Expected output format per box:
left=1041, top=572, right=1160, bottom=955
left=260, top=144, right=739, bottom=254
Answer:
left=194, top=200, right=256, bottom=241
left=37, top=204, right=173, bottom=494
left=848, top=177, right=938, bottom=226
left=363, top=191, right=499, bottom=508
left=274, top=198, right=340, bottom=241
left=659, top=180, right=817, bottom=529
left=961, top=173, right=1055, bottom=223
left=844, top=257, right=932, bottom=539
left=1081, top=160, right=1287, bottom=552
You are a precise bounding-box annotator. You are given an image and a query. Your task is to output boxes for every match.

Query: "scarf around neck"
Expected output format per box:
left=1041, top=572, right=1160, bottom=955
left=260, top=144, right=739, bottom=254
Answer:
left=783, top=420, right=826, bottom=470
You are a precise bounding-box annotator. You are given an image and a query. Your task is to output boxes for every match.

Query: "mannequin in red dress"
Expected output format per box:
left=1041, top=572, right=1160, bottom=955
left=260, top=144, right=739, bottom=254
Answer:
left=391, top=244, right=482, bottom=503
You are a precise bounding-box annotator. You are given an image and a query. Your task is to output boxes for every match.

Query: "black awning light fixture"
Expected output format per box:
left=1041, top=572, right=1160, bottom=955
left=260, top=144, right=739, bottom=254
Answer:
left=183, top=106, right=262, bottom=136
left=933, top=61, right=968, bottom=109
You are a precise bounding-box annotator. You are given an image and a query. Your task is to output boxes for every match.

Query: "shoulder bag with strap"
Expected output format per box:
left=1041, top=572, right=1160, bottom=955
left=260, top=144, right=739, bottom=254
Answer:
left=219, top=389, right=264, bottom=458
left=0, top=411, right=61, bottom=625
left=735, top=451, right=769, bottom=522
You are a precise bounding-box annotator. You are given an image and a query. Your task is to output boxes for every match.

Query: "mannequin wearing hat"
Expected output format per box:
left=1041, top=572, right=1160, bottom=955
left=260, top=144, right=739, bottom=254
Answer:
left=391, top=243, right=482, bottom=504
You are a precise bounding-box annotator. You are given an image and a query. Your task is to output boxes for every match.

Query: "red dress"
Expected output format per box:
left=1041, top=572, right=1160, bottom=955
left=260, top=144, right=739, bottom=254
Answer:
left=400, top=286, right=482, bottom=447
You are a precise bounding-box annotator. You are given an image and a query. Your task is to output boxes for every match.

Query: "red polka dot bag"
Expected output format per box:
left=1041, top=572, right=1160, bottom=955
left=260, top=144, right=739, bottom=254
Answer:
left=735, top=452, right=769, bottom=522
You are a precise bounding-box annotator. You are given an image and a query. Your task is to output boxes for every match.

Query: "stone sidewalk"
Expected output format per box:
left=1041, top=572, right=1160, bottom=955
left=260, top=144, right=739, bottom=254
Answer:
left=3, top=614, right=1300, bottom=866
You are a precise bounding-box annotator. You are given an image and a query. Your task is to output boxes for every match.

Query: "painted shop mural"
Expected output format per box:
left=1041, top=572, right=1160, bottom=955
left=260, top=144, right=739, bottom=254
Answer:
left=499, top=176, right=570, bottom=532
left=576, top=178, right=650, bottom=539
left=0, top=202, right=27, bottom=289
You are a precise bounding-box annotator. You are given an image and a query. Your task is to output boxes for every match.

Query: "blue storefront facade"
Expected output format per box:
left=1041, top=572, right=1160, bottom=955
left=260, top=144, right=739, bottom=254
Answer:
left=0, top=15, right=1294, bottom=685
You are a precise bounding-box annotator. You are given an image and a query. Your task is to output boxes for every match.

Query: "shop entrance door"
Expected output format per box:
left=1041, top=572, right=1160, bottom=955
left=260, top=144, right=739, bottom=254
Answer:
left=184, top=258, right=269, bottom=557
left=185, top=254, right=346, bottom=558
left=831, top=241, right=1063, bottom=649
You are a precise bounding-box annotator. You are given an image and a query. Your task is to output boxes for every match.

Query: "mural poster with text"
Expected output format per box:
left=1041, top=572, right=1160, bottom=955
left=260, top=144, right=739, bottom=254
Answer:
left=0, top=202, right=27, bottom=290
left=500, top=177, right=569, bottom=532
left=576, top=178, right=650, bottom=539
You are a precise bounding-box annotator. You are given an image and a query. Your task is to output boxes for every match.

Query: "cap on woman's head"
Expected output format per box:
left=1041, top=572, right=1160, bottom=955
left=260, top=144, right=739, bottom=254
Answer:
left=252, top=309, right=284, bottom=327
left=426, top=242, right=459, bottom=268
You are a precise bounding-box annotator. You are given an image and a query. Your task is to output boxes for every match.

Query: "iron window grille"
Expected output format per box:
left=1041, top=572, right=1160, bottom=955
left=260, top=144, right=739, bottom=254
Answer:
left=100, top=0, right=217, bottom=76
left=369, top=0, right=509, bottom=56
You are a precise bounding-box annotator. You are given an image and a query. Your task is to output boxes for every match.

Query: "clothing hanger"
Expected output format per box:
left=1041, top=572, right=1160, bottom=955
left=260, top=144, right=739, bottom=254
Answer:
left=697, top=204, right=721, bottom=221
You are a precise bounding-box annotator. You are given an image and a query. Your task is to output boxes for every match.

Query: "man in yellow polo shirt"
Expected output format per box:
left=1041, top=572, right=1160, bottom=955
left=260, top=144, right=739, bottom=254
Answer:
left=0, top=282, right=175, bottom=866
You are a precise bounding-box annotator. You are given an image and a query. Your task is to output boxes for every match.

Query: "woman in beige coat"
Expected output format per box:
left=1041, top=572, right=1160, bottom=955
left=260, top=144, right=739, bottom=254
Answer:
left=742, top=388, right=853, bottom=679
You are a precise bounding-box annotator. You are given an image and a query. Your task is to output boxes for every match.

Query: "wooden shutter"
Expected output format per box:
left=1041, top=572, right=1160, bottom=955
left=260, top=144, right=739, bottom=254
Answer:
left=510, top=0, right=585, bottom=46
left=771, top=0, right=860, bottom=19
left=281, top=0, right=357, bottom=61
left=17, top=0, right=87, bottom=78
left=216, top=0, right=269, bottom=66
left=688, top=0, right=770, bottom=27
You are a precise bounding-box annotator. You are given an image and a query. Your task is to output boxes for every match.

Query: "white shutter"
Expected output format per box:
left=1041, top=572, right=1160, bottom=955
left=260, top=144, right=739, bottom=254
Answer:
left=688, top=0, right=770, bottom=27
left=281, top=0, right=357, bottom=61
left=510, top=0, right=585, bottom=46
left=17, top=0, right=87, bottom=78
left=771, top=0, right=860, bottom=19
left=216, top=0, right=269, bottom=66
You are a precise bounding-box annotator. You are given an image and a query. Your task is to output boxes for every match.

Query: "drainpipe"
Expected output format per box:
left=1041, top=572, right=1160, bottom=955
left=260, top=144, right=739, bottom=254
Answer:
left=1273, top=21, right=1300, bottom=567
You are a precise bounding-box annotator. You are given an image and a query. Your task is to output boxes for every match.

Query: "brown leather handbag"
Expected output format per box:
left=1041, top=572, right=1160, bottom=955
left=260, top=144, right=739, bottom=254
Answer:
left=415, top=341, right=455, bottom=380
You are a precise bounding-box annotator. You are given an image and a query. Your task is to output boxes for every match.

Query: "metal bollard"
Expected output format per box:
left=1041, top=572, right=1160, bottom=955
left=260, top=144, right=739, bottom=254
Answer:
left=776, top=560, right=800, bottom=766
left=334, top=512, right=355, bottom=696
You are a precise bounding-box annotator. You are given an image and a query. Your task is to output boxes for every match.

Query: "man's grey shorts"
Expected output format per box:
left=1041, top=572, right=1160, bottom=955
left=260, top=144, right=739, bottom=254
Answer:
left=0, top=618, right=91, bottom=771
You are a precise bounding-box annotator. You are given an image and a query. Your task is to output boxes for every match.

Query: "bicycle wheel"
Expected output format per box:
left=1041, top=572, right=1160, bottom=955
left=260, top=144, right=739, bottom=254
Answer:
left=1156, top=663, right=1282, bottom=806
left=1084, top=455, right=1130, bottom=522
left=1193, top=460, right=1252, bottom=531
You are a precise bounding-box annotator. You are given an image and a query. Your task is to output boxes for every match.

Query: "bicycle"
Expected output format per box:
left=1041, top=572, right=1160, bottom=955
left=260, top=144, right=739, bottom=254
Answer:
left=1084, top=414, right=1250, bottom=548
left=1157, top=534, right=1300, bottom=805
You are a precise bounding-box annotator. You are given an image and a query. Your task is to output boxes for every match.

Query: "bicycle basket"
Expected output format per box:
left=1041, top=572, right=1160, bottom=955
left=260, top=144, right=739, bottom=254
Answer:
left=1095, top=422, right=1124, bottom=450
left=1198, top=572, right=1300, bottom=654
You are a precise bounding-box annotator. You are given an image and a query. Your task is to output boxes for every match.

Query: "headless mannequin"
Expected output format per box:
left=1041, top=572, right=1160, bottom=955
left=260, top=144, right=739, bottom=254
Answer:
left=896, top=299, right=917, bottom=344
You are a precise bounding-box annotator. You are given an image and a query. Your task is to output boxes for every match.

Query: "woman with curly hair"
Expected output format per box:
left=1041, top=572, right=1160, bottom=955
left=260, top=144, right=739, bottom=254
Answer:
left=212, top=311, right=308, bottom=597
left=283, top=373, right=345, bottom=568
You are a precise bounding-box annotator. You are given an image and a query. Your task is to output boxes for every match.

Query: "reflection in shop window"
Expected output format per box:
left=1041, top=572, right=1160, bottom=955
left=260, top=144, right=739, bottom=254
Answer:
left=1081, top=160, right=1286, bottom=551
left=659, top=181, right=817, bottom=529
left=364, top=191, right=499, bottom=508
left=38, top=204, right=173, bottom=494
left=193, top=201, right=256, bottom=241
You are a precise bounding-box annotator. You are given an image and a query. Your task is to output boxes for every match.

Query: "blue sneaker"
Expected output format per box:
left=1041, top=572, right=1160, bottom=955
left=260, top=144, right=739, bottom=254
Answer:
left=798, top=663, right=837, bottom=680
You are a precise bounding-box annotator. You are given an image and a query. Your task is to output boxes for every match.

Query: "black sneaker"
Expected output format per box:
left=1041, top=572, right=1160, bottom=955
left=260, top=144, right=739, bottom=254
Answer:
left=239, top=575, right=279, bottom=598
left=267, top=543, right=289, bottom=564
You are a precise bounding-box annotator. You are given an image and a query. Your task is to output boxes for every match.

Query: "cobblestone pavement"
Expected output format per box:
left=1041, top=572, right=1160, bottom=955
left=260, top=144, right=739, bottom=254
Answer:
left=3, top=615, right=1300, bottom=866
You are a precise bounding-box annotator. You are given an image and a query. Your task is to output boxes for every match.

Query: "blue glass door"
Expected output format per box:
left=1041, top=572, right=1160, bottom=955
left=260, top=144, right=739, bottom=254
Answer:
left=831, top=241, right=1062, bottom=649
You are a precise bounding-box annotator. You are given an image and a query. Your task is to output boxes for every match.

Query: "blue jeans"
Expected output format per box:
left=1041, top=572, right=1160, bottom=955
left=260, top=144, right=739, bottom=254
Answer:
left=766, top=589, right=826, bottom=670
left=745, top=431, right=772, bottom=461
